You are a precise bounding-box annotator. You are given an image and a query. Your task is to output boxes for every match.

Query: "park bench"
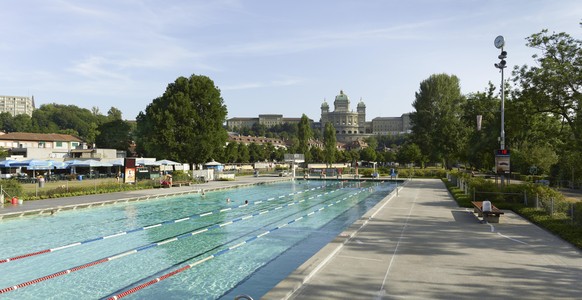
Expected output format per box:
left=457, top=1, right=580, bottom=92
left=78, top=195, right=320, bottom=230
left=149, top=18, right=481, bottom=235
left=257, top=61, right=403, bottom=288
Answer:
left=171, top=181, right=192, bottom=187
left=471, top=201, right=504, bottom=223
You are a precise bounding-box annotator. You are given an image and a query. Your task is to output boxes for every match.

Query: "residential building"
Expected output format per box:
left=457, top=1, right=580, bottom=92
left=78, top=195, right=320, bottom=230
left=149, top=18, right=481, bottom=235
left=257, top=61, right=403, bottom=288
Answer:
left=0, top=95, right=35, bottom=116
left=0, top=132, right=124, bottom=161
left=227, top=133, right=287, bottom=149
left=0, top=132, right=82, bottom=159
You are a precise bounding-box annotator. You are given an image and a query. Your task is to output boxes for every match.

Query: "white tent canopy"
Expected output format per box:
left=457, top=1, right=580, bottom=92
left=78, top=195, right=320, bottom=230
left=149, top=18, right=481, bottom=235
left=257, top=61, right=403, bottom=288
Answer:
left=156, top=159, right=181, bottom=166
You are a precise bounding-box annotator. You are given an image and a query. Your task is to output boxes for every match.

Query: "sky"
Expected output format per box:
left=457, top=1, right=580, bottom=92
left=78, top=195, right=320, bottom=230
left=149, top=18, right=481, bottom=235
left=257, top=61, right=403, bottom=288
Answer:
left=0, top=0, right=580, bottom=122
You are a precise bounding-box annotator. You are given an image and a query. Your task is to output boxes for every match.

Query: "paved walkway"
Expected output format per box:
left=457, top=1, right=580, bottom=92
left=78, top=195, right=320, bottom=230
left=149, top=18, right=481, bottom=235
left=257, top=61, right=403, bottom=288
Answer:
left=0, top=176, right=292, bottom=219
left=264, top=179, right=582, bottom=300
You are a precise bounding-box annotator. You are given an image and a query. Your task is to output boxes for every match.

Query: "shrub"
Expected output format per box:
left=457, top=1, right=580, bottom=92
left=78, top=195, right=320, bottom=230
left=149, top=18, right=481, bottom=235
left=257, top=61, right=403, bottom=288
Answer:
left=397, top=168, right=446, bottom=178
left=0, top=179, right=24, bottom=202
left=171, top=170, right=190, bottom=181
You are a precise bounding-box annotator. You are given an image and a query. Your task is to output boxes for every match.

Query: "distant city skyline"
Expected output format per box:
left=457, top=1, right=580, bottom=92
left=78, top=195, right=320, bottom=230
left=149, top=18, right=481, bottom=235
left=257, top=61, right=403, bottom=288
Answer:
left=1, top=1, right=580, bottom=121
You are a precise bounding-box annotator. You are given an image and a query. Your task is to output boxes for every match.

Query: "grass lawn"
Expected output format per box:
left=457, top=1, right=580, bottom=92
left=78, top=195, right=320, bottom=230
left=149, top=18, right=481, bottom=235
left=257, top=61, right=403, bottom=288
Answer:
left=20, top=178, right=125, bottom=194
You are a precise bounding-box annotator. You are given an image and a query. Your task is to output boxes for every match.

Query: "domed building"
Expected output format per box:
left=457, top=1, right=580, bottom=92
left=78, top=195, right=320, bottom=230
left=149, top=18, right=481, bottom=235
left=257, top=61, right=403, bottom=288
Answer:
left=320, top=90, right=370, bottom=143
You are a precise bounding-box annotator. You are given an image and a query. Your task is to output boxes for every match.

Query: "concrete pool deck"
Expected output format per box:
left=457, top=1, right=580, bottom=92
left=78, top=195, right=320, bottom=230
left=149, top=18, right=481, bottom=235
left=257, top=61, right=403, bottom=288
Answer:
left=263, top=178, right=582, bottom=299
left=2, top=177, right=581, bottom=299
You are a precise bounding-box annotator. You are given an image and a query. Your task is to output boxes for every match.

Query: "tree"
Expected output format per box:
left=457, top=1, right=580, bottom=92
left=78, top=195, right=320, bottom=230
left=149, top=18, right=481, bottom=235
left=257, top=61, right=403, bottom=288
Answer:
left=310, top=146, right=324, bottom=163
left=297, top=114, right=313, bottom=162
left=135, top=74, right=228, bottom=164
left=248, top=142, right=265, bottom=163
left=91, top=106, right=101, bottom=116
left=397, top=143, right=422, bottom=166
left=323, top=122, right=336, bottom=167
left=461, top=85, right=500, bottom=170
left=410, top=73, right=468, bottom=168
left=107, top=107, right=123, bottom=121
left=31, top=104, right=104, bottom=142
left=224, top=142, right=239, bottom=163
left=359, top=147, right=377, bottom=162
left=512, top=30, right=582, bottom=147
left=237, top=143, right=250, bottom=163
left=95, top=119, right=132, bottom=154
left=11, top=114, right=33, bottom=132
left=511, top=142, right=558, bottom=175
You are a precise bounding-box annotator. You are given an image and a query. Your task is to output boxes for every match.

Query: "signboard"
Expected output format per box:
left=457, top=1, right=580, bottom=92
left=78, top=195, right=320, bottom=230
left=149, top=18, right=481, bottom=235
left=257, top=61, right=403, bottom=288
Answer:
left=124, top=158, right=136, bottom=184
left=495, top=149, right=510, bottom=174
left=284, top=153, right=305, bottom=163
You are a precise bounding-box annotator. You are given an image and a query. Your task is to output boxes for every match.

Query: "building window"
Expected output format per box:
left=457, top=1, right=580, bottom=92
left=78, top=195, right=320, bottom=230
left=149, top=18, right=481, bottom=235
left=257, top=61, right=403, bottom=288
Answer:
left=56, top=141, right=63, bottom=147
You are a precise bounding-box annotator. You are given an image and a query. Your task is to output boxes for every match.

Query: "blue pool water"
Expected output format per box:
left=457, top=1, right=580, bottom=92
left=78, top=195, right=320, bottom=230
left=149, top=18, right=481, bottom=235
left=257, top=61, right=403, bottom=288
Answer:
left=0, top=180, right=395, bottom=299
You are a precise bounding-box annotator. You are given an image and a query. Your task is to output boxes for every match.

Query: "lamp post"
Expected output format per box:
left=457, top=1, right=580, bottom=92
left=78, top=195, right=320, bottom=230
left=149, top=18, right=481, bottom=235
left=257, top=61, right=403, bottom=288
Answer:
left=494, top=35, right=509, bottom=185
left=494, top=35, right=507, bottom=150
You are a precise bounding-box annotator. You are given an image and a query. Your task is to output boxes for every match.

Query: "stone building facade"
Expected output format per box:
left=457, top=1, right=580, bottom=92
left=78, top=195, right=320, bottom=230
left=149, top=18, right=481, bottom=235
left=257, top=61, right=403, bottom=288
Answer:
left=226, top=114, right=306, bottom=129
left=320, top=90, right=369, bottom=143
left=319, top=90, right=411, bottom=143
left=226, top=90, right=411, bottom=144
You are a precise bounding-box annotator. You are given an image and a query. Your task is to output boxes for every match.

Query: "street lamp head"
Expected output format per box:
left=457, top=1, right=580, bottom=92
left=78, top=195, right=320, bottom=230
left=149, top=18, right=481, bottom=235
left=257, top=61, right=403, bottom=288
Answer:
left=494, top=60, right=507, bottom=69
left=498, top=51, right=507, bottom=59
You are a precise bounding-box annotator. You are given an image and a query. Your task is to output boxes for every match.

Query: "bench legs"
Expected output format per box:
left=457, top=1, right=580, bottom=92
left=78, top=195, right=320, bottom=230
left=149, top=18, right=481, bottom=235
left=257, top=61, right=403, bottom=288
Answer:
left=483, top=214, right=500, bottom=223
left=474, top=208, right=482, bottom=217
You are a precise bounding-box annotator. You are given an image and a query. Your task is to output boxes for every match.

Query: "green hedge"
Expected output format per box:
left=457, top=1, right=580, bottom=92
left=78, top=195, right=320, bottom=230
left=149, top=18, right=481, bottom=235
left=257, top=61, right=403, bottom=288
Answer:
left=396, top=168, right=447, bottom=179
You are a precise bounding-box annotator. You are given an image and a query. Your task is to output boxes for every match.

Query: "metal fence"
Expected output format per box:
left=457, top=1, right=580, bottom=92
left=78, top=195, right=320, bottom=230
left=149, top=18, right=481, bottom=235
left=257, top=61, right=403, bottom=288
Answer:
left=447, top=173, right=582, bottom=225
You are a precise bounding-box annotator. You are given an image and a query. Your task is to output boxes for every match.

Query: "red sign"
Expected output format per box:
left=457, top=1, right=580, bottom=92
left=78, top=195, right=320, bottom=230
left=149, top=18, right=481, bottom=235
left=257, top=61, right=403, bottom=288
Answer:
left=496, top=149, right=510, bottom=156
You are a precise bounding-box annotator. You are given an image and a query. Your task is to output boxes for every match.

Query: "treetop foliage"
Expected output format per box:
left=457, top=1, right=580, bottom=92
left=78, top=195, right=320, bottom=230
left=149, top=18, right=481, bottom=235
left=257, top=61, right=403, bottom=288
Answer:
left=135, top=74, right=228, bottom=165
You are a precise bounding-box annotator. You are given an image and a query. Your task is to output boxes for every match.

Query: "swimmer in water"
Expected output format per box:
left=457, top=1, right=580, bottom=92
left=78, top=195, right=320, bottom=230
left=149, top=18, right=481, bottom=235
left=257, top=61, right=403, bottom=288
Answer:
left=227, top=198, right=231, bottom=203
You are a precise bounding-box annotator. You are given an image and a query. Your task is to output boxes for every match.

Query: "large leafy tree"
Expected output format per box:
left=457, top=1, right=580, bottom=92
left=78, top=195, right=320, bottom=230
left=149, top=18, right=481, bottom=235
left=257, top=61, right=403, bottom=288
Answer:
left=297, top=114, right=313, bottom=162
left=410, top=73, right=468, bottom=168
left=512, top=29, right=582, bottom=147
left=135, top=74, right=228, bottom=164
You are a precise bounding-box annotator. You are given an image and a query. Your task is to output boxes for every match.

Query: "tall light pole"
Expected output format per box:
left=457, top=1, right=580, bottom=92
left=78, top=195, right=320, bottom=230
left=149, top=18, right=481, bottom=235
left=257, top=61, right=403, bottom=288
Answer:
left=494, top=35, right=507, bottom=150
left=494, top=35, right=509, bottom=184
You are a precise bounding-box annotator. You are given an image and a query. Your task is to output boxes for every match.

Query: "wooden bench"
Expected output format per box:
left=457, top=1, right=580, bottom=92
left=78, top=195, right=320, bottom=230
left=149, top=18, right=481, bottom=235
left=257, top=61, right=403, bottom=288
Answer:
left=171, top=181, right=192, bottom=187
left=471, top=201, right=504, bottom=223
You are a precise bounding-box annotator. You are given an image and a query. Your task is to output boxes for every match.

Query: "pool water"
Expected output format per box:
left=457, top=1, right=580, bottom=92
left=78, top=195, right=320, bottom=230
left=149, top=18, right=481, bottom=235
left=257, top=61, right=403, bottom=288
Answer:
left=0, top=180, right=395, bottom=299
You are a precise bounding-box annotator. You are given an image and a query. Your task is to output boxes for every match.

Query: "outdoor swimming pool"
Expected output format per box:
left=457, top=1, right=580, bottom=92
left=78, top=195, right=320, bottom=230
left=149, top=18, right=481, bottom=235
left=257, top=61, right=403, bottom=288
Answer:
left=0, top=180, right=396, bottom=299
